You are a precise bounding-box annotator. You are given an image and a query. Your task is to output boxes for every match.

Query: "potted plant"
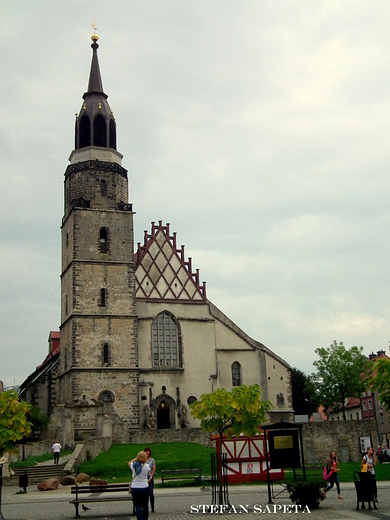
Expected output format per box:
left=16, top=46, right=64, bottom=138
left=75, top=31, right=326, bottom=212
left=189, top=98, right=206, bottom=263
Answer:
left=286, top=479, right=325, bottom=510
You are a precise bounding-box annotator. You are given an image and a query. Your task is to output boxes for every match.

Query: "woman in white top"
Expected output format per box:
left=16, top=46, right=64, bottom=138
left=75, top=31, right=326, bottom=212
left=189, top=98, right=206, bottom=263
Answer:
left=129, top=451, right=151, bottom=520
left=362, top=446, right=378, bottom=502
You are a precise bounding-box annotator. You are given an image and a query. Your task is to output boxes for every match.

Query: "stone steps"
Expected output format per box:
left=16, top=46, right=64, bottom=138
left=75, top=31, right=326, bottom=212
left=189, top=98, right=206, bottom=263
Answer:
left=11, top=464, right=66, bottom=484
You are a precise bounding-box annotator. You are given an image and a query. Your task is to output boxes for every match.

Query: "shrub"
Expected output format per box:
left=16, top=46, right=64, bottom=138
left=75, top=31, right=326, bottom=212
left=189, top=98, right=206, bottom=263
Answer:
left=286, top=479, right=325, bottom=509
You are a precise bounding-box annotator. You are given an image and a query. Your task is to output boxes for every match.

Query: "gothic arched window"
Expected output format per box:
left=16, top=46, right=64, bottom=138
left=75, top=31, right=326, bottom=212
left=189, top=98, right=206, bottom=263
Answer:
left=99, top=228, right=108, bottom=253
left=103, top=343, right=109, bottom=364
left=152, top=312, right=181, bottom=367
left=109, top=119, right=116, bottom=150
left=100, top=288, right=107, bottom=307
left=79, top=115, right=91, bottom=148
left=232, top=361, right=242, bottom=387
left=93, top=114, right=107, bottom=147
left=101, top=180, right=107, bottom=196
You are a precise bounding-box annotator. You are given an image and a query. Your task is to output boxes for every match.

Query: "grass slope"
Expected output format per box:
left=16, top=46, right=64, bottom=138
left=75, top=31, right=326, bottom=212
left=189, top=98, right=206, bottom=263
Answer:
left=78, top=443, right=215, bottom=483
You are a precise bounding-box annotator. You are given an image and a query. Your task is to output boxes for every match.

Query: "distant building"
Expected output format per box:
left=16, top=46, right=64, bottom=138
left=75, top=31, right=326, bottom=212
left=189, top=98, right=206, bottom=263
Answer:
left=326, top=349, right=390, bottom=449
left=328, top=397, right=362, bottom=422
left=19, top=332, right=60, bottom=415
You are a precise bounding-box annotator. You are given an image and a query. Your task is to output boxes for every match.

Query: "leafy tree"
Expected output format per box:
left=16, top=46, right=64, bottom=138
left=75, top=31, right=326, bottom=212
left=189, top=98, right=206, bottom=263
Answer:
left=367, top=357, right=390, bottom=413
left=26, top=405, right=50, bottom=436
left=190, top=384, right=272, bottom=446
left=0, top=390, right=32, bottom=456
left=290, top=367, right=318, bottom=416
left=307, top=341, right=367, bottom=420
left=190, top=384, right=272, bottom=504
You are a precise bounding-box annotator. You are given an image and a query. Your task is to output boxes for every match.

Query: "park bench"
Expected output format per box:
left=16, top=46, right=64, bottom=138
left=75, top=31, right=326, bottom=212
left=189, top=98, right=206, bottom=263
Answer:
left=292, top=465, right=324, bottom=481
left=70, top=483, right=133, bottom=518
left=161, top=468, right=202, bottom=486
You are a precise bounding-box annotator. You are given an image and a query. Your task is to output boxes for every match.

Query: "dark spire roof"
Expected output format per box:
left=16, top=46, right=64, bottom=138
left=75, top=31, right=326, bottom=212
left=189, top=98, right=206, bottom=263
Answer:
left=85, top=36, right=106, bottom=98
left=74, top=32, right=117, bottom=151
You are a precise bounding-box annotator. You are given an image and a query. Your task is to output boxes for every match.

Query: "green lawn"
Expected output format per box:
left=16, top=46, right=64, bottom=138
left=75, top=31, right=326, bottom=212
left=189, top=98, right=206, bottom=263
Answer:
left=11, top=443, right=390, bottom=486
left=77, top=443, right=215, bottom=483
left=283, top=462, right=390, bottom=483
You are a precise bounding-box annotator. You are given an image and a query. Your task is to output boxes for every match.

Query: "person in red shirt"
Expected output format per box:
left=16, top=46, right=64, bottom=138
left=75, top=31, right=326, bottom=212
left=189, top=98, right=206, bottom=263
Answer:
left=322, top=451, right=342, bottom=499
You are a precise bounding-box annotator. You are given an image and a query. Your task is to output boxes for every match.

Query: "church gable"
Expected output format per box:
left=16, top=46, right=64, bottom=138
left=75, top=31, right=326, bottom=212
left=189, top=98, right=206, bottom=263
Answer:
left=135, top=221, right=206, bottom=302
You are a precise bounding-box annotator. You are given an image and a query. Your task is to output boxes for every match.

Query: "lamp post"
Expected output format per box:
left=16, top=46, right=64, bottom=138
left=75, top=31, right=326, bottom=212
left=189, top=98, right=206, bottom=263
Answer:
left=0, top=459, right=6, bottom=520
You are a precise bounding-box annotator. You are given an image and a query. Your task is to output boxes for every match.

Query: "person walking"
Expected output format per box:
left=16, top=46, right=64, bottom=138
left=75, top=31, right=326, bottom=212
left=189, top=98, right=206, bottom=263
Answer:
left=362, top=446, right=379, bottom=502
left=51, top=440, right=62, bottom=465
left=144, top=447, right=156, bottom=513
left=129, top=451, right=150, bottom=520
left=322, top=451, right=342, bottom=499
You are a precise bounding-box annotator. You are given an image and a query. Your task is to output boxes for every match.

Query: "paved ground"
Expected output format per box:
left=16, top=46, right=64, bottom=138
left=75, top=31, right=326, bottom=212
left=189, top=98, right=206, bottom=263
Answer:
left=1, top=481, right=390, bottom=520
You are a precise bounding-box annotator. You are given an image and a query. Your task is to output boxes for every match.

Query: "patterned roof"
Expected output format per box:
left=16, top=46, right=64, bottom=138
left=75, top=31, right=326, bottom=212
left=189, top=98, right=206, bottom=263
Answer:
left=135, top=221, right=206, bottom=302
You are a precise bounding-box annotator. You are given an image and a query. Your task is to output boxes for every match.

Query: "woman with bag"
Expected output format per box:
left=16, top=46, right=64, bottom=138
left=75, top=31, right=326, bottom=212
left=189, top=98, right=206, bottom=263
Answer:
left=322, top=451, right=342, bottom=500
left=129, top=451, right=151, bottom=520
left=362, top=446, right=378, bottom=502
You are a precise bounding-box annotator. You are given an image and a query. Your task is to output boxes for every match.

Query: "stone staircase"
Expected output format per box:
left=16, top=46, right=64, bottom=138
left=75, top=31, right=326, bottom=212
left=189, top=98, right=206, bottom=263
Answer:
left=11, top=463, right=66, bottom=485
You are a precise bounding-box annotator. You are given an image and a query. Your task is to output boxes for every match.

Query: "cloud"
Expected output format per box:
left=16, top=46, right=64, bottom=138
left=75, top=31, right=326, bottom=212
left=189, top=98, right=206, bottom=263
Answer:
left=1, top=0, right=390, bottom=386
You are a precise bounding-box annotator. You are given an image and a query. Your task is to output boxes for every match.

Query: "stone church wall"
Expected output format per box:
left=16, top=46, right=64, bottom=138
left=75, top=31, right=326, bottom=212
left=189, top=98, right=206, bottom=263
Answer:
left=128, top=427, right=215, bottom=448
left=302, top=419, right=379, bottom=463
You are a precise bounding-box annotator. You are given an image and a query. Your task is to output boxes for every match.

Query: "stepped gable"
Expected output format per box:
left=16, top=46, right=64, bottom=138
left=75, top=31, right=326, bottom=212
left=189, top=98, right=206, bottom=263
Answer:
left=135, top=221, right=206, bottom=303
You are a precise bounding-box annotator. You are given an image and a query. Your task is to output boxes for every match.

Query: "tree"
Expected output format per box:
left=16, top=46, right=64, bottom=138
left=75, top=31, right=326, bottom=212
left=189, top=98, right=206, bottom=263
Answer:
left=367, top=357, right=390, bottom=413
left=26, top=405, right=50, bottom=436
left=190, top=384, right=272, bottom=445
left=307, top=341, right=367, bottom=420
left=290, top=367, right=318, bottom=416
left=0, top=390, right=32, bottom=456
left=190, top=384, right=272, bottom=504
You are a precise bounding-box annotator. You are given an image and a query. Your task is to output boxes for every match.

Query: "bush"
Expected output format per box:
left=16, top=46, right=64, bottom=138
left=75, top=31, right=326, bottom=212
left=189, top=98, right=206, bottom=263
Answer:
left=286, top=479, right=325, bottom=509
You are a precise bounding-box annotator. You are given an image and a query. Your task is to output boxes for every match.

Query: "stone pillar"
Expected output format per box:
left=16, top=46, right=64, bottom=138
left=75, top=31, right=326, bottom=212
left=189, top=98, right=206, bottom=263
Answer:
left=102, top=414, right=113, bottom=438
left=65, top=414, right=74, bottom=447
left=339, top=437, right=349, bottom=462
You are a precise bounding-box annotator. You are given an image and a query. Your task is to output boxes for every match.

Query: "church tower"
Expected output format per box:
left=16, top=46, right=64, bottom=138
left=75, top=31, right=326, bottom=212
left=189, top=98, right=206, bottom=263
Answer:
left=59, top=32, right=139, bottom=440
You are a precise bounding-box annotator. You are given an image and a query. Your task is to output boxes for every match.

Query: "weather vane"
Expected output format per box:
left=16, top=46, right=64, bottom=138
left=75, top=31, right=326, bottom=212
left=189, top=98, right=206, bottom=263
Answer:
left=91, top=19, right=99, bottom=42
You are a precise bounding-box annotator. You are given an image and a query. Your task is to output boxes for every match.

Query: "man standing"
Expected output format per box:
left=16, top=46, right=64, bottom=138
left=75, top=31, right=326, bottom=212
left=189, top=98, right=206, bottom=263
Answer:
left=52, top=440, right=62, bottom=465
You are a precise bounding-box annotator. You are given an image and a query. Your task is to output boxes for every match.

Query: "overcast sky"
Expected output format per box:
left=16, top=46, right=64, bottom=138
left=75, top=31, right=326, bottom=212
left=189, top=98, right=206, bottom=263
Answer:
left=1, top=1, right=390, bottom=388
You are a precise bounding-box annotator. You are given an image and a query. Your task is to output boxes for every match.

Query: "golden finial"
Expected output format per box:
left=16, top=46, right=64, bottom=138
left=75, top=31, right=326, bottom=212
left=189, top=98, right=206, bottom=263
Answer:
left=91, top=19, right=99, bottom=42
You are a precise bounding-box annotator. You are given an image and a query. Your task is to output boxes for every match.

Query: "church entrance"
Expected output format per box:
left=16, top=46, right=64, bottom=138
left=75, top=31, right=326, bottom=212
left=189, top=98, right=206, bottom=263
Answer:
left=157, top=401, right=170, bottom=429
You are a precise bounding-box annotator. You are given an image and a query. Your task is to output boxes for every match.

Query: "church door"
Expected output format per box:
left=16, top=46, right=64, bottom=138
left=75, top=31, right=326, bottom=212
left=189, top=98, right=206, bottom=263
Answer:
left=157, top=401, right=170, bottom=429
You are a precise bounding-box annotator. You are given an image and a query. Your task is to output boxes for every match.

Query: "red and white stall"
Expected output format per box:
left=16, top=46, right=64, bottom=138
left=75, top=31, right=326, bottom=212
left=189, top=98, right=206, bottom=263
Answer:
left=211, top=433, right=284, bottom=484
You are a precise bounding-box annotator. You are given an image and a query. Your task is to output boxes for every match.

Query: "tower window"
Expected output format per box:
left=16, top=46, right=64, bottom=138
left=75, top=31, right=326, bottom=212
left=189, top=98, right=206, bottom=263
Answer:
left=101, top=180, right=107, bottom=196
left=152, top=312, right=181, bottom=367
left=100, top=288, right=107, bottom=307
left=109, top=119, right=116, bottom=150
left=231, top=362, right=242, bottom=387
left=79, top=115, right=91, bottom=148
left=99, top=228, right=109, bottom=253
left=66, top=233, right=69, bottom=248
left=65, top=295, right=68, bottom=315
left=93, top=114, right=107, bottom=147
left=103, top=343, right=109, bottom=364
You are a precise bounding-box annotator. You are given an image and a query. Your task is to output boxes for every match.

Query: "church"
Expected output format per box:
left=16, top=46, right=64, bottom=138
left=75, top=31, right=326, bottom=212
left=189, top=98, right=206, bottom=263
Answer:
left=20, top=32, right=293, bottom=445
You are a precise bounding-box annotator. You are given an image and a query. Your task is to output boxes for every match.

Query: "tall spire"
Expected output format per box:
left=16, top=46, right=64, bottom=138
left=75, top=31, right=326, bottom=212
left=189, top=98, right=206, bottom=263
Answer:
left=86, top=33, right=105, bottom=95
left=74, top=27, right=117, bottom=151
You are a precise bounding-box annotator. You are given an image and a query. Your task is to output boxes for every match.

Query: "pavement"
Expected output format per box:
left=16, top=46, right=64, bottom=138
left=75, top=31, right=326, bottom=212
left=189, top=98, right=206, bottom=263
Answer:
left=1, top=480, right=390, bottom=520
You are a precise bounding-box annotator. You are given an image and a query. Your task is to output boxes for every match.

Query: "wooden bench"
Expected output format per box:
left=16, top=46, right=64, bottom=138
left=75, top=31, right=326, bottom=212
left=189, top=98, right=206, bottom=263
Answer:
left=70, top=483, right=133, bottom=518
left=161, top=468, right=202, bottom=487
left=292, top=465, right=324, bottom=481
